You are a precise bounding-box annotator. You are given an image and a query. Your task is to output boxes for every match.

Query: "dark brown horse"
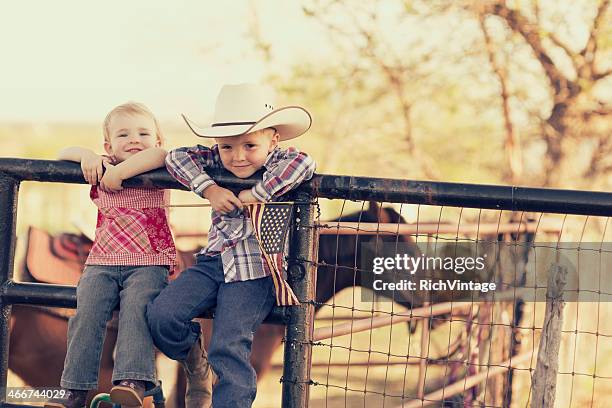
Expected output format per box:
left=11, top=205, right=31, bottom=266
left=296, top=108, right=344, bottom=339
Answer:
left=314, top=201, right=423, bottom=311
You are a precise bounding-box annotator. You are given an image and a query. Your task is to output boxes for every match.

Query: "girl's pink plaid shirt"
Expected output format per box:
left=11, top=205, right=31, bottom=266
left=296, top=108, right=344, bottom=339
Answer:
left=85, top=186, right=177, bottom=274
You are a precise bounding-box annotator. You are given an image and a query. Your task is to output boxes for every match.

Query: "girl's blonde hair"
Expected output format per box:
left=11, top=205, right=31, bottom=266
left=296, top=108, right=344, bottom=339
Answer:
left=103, top=102, right=164, bottom=145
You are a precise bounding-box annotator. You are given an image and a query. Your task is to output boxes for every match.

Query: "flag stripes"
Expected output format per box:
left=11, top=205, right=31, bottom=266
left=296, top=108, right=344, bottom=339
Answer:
left=247, top=202, right=299, bottom=306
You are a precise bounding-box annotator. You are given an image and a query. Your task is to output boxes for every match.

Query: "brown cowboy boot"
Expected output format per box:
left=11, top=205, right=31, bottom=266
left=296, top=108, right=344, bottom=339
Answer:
left=110, top=379, right=146, bottom=407
left=179, top=336, right=215, bottom=408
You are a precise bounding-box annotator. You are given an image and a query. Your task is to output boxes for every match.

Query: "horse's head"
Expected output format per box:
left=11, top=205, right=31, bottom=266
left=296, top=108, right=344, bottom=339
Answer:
left=316, top=201, right=424, bottom=309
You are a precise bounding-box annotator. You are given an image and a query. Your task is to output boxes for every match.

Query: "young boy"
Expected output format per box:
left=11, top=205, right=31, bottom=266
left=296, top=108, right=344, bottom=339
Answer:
left=146, top=83, right=315, bottom=408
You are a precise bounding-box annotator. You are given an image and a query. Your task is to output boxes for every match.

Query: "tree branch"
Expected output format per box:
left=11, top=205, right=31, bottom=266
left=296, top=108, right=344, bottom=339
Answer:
left=547, top=32, right=575, bottom=61
left=583, top=134, right=612, bottom=178
left=488, top=1, right=577, bottom=98
left=593, top=67, right=612, bottom=81
left=578, top=0, right=611, bottom=82
left=580, top=0, right=610, bottom=62
left=582, top=101, right=612, bottom=121
left=478, top=13, right=522, bottom=183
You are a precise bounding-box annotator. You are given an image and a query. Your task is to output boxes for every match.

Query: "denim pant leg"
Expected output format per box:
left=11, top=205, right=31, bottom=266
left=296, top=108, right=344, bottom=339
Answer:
left=146, top=255, right=221, bottom=361
left=112, top=265, right=168, bottom=387
left=61, top=265, right=120, bottom=390
left=209, top=275, right=275, bottom=408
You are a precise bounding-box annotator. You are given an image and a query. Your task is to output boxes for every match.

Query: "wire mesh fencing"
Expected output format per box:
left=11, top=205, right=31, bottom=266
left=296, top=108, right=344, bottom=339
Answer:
left=305, top=199, right=611, bottom=407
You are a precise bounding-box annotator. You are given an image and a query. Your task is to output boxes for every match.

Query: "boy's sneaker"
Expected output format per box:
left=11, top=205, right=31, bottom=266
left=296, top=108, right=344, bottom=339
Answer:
left=44, top=389, right=88, bottom=408
left=110, top=379, right=146, bottom=407
left=179, top=336, right=215, bottom=408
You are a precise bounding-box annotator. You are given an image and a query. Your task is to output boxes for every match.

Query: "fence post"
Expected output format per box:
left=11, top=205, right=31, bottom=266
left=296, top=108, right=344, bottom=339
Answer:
left=282, top=192, right=318, bottom=408
left=0, top=176, right=19, bottom=405
left=530, top=263, right=568, bottom=407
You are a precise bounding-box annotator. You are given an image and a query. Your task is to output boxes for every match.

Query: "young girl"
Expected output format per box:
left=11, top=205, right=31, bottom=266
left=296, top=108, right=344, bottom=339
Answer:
left=45, top=102, right=176, bottom=408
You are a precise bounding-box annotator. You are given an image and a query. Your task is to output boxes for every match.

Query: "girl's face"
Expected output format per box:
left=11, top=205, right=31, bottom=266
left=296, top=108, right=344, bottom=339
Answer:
left=104, top=112, right=160, bottom=163
left=216, top=129, right=279, bottom=178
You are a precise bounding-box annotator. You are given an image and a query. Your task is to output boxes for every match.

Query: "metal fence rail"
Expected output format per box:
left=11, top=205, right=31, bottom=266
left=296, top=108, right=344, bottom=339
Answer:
left=1, top=158, right=612, bottom=407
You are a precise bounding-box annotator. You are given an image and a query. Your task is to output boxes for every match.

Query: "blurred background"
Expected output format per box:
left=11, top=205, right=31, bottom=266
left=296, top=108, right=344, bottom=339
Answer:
left=1, top=0, right=610, bottom=235
left=1, top=0, right=610, bottom=406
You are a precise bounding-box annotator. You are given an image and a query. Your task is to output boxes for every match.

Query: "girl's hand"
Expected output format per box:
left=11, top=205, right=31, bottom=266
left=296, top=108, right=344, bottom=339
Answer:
left=99, top=162, right=124, bottom=193
left=203, top=185, right=243, bottom=214
left=238, top=189, right=259, bottom=204
left=80, top=151, right=108, bottom=185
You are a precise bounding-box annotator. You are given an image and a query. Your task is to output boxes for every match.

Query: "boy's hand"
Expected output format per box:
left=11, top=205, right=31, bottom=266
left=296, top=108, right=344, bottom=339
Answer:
left=99, top=163, right=124, bottom=193
left=80, top=151, right=109, bottom=185
left=203, top=185, right=243, bottom=214
left=238, top=189, right=259, bottom=204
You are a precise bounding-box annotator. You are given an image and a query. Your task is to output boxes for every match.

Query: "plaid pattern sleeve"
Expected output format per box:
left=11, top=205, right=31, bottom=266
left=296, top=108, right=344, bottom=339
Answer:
left=165, top=144, right=224, bottom=197
left=251, top=147, right=316, bottom=202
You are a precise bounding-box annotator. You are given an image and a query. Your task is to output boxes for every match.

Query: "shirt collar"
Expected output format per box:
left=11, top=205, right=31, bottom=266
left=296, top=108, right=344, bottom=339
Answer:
left=263, top=147, right=281, bottom=169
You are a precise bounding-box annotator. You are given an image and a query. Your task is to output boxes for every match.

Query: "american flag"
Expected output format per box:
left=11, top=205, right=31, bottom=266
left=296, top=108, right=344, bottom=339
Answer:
left=246, top=202, right=299, bottom=306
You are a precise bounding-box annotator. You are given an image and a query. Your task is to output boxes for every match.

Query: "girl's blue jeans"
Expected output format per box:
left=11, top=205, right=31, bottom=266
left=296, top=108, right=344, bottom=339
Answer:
left=60, top=264, right=168, bottom=390
left=146, top=254, right=275, bottom=408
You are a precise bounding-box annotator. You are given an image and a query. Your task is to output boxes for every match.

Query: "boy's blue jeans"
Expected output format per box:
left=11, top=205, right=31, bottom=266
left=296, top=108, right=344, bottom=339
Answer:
left=60, top=264, right=168, bottom=390
left=146, top=254, right=275, bottom=408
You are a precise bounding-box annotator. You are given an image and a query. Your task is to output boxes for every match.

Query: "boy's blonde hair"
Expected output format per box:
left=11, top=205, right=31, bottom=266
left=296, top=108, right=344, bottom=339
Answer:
left=214, top=128, right=278, bottom=143
left=247, top=128, right=277, bottom=138
left=103, top=102, right=164, bottom=145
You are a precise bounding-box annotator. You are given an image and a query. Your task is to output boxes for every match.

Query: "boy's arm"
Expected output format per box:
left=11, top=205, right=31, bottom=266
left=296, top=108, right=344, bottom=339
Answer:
left=166, top=145, right=242, bottom=213
left=250, top=147, right=316, bottom=202
left=165, top=144, right=223, bottom=197
left=58, top=146, right=107, bottom=185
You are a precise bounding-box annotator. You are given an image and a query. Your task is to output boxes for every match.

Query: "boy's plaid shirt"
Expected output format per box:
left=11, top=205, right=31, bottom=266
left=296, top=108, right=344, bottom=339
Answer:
left=165, top=145, right=315, bottom=302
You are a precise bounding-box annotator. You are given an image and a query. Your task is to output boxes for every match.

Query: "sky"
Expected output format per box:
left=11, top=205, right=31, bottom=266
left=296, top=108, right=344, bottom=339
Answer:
left=0, top=0, right=329, bottom=122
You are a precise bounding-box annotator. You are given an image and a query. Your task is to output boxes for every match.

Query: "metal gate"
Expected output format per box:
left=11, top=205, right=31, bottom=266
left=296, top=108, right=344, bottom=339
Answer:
left=1, top=157, right=611, bottom=407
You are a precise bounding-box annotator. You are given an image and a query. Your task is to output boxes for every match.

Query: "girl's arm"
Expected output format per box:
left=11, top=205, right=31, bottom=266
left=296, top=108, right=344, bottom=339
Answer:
left=100, top=147, right=167, bottom=192
left=113, top=147, right=168, bottom=179
left=58, top=146, right=96, bottom=162
left=58, top=146, right=107, bottom=185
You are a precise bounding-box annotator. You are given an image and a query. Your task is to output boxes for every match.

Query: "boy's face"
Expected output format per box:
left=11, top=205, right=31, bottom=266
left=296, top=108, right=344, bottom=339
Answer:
left=104, top=112, right=160, bottom=163
left=216, top=129, right=279, bottom=178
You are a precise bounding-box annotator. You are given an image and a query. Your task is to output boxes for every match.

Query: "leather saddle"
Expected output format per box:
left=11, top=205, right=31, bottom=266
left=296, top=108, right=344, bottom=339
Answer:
left=22, top=226, right=92, bottom=286
left=14, top=226, right=93, bottom=321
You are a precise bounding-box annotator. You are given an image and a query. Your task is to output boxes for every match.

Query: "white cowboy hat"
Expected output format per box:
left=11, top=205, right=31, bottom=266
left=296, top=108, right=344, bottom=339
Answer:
left=182, top=83, right=312, bottom=141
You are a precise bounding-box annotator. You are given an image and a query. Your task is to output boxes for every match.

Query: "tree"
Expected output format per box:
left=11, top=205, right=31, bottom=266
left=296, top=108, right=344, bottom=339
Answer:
left=247, top=0, right=610, bottom=188
left=479, top=0, right=611, bottom=187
